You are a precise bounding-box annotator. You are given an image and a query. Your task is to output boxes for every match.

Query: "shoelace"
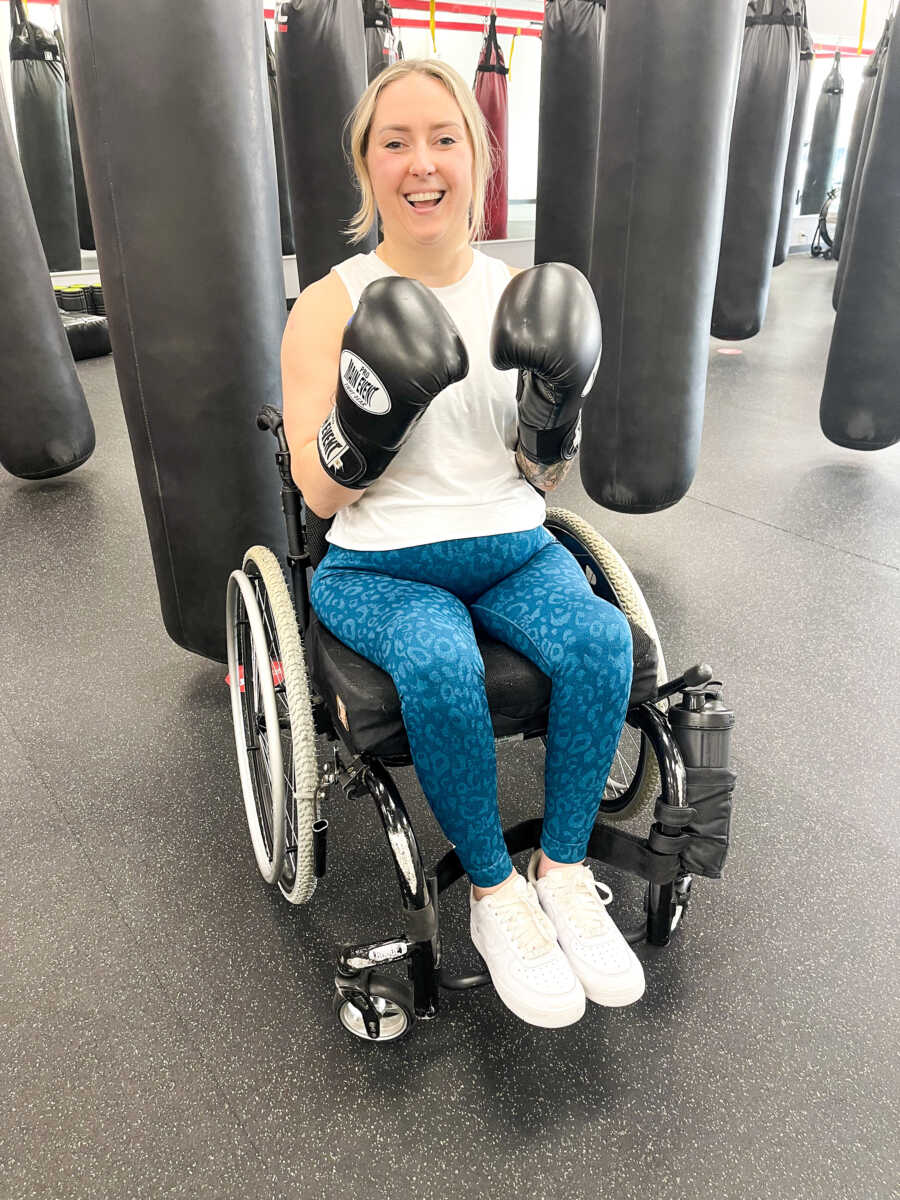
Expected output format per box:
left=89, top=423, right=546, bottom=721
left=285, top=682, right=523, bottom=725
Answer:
left=545, top=867, right=614, bottom=939
left=487, top=887, right=557, bottom=961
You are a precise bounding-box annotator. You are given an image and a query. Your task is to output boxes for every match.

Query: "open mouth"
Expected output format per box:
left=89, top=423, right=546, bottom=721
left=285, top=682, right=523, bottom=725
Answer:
left=405, top=191, right=446, bottom=211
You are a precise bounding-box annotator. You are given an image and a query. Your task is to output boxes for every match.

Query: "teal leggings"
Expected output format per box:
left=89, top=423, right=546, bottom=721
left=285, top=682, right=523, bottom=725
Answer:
left=310, top=525, right=633, bottom=887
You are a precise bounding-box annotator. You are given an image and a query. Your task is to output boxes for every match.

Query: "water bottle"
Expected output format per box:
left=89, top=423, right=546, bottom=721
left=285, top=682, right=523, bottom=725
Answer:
left=669, top=681, right=734, bottom=769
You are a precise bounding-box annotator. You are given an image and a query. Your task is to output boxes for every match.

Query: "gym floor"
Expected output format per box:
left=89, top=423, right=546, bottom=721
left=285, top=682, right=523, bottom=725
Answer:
left=2, top=255, right=898, bottom=1199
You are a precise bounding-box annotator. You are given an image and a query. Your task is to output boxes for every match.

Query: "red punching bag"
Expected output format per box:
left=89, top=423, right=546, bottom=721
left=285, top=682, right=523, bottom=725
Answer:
left=474, top=13, right=508, bottom=240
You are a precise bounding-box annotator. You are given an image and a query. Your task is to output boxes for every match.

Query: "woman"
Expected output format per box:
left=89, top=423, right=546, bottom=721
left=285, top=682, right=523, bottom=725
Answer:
left=281, top=58, right=644, bottom=1029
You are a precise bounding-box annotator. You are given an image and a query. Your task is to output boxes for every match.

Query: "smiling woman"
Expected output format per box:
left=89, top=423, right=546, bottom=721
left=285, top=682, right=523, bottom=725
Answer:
left=343, top=59, right=495, bottom=250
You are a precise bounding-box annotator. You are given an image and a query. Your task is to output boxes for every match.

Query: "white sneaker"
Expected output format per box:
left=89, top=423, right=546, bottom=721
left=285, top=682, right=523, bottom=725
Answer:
left=470, top=871, right=586, bottom=1028
left=527, top=852, right=645, bottom=1008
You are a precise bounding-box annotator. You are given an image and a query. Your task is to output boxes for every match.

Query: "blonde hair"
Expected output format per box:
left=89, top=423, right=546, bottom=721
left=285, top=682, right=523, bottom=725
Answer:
left=342, top=59, right=495, bottom=245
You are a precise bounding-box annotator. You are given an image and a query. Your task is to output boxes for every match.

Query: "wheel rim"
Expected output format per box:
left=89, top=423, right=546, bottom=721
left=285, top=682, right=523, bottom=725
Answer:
left=226, top=570, right=285, bottom=881
left=247, top=564, right=300, bottom=894
left=338, top=995, right=410, bottom=1041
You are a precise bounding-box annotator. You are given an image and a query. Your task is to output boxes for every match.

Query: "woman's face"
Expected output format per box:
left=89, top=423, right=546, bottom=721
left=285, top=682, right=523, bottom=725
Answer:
left=365, top=73, right=474, bottom=248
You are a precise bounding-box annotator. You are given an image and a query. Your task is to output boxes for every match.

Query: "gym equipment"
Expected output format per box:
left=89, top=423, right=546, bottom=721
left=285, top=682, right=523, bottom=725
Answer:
left=800, top=51, right=843, bottom=215
left=833, top=22, right=892, bottom=309
left=264, top=22, right=295, bottom=256
left=60, top=312, right=111, bottom=361
left=0, top=81, right=94, bottom=481
left=809, top=186, right=838, bottom=259
left=54, top=22, right=94, bottom=252
left=712, top=0, right=801, bottom=341
left=833, top=19, right=890, bottom=261
left=363, top=0, right=400, bottom=81
left=774, top=10, right=813, bottom=266
left=582, top=0, right=746, bottom=513
left=474, top=12, right=509, bottom=241
left=820, top=9, right=900, bottom=451
left=275, top=0, right=374, bottom=290
left=225, top=406, right=738, bottom=1041
left=63, top=0, right=289, bottom=660
left=9, top=0, right=80, bottom=271
left=534, top=0, right=605, bottom=276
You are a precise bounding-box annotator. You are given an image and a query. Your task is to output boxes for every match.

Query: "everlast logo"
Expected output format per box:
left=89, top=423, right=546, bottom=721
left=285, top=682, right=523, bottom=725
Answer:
left=340, top=351, right=391, bottom=415
left=318, top=409, right=364, bottom=483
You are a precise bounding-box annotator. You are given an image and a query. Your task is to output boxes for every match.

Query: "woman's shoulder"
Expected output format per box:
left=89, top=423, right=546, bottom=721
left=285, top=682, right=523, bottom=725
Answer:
left=284, top=269, right=353, bottom=349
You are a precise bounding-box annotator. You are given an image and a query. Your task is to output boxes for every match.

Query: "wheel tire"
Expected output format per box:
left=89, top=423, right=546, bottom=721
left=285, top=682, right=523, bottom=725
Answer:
left=333, top=975, right=415, bottom=1043
left=242, top=546, right=319, bottom=905
left=544, top=507, right=668, bottom=823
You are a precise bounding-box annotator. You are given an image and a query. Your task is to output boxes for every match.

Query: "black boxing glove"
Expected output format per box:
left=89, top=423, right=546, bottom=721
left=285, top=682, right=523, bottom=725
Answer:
left=490, top=262, right=602, bottom=467
left=317, top=276, right=468, bottom=488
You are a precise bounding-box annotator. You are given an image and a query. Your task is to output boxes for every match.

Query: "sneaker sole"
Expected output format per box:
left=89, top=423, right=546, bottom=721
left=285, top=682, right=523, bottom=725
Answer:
left=579, top=973, right=646, bottom=1008
left=470, top=927, right=586, bottom=1028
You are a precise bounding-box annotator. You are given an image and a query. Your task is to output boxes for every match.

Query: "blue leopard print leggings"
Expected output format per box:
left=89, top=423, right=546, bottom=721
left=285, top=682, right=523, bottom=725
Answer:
left=310, top=524, right=633, bottom=887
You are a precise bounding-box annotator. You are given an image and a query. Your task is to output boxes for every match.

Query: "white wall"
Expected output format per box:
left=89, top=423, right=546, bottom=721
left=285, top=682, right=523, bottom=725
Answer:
left=807, top=0, right=893, bottom=46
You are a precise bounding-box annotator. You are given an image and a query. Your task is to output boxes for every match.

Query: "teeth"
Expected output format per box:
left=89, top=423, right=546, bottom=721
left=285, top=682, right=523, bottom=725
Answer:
left=406, top=191, right=443, bottom=202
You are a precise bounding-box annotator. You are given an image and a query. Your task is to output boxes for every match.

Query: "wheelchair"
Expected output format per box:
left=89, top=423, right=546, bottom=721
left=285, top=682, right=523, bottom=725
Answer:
left=225, top=406, right=737, bottom=1043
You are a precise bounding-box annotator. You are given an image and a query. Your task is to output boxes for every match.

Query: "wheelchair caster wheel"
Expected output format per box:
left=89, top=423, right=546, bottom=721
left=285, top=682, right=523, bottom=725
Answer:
left=333, top=974, right=415, bottom=1043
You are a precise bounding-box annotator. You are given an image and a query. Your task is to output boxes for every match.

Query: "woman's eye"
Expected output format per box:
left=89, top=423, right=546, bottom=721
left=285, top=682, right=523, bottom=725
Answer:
left=439, top=137, right=457, bottom=146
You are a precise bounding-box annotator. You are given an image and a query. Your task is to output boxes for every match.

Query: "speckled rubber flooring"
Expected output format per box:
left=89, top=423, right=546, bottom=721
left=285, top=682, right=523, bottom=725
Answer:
left=2, top=256, right=898, bottom=1199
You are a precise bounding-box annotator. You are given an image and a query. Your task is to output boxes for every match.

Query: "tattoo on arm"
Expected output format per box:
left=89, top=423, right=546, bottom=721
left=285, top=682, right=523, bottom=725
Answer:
left=515, top=443, right=574, bottom=492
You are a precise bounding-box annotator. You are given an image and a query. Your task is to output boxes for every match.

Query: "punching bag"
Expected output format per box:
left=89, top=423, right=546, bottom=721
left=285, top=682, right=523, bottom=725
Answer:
left=275, top=0, right=373, bottom=291
left=833, top=23, right=891, bottom=296
left=774, top=12, right=813, bottom=266
left=474, top=13, right=509, bottom=241
left=0, top=83, right=94, bottom=480
left=833, top=26, right=891, bottom=311
left=9, top=0, right=81, bottom=271
left=534, top=0, right=605, bottom=275
left=820, top=9, right=900, bottom=452
left=712, top=1, right=801, bottom=341
left=62, top=0, right=288, bottom=662
left=833, top=20, right=889, bottom=261
left=363, top=0, right=400, bottom=82
left=800, top=51, right=843, bottom=215
left=264, top=22, right=294, bottom=256
left=582, top=0, right=746, bottom=514
left=54, top=22, right=95, bottom=252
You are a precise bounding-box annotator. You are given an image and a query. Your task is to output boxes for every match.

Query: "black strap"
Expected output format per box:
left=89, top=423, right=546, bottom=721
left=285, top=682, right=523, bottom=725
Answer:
left=747, top=13, right=802, bottom=27
left=586, top=824, right=682, bottom=886
left=654, top=802, right=698, bottom=827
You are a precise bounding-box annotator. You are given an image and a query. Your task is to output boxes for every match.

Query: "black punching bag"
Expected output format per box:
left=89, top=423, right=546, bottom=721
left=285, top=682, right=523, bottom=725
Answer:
left=0, top=82, right=95, bottom=480
left=275, top=0, right=374, bottom=290
left=534, top=0, right=605, bottom=276
left=820, top=10, right=900, bottom=452
left=833, top=23, right=891, bottom=307
left=581, top=0, right=746, bottom=514
left=712, top=1, right=801, bottom=341
left=62, top=0, right=288, bottom=661
left=800, top=51, right=843, bottom=215
left=363, top=0, right=400, bottom=82
left=833, top=20, right=889, bottom=261
left=54, top=22, right=95, bottom=252
left=264, top=22, right=295, bottom=256
left=9, top=0, right=81, bottom=271
left=774, top=13, right=813, bottom=266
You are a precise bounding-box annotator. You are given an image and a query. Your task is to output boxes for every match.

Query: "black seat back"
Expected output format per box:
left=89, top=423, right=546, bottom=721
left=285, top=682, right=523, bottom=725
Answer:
left=304, top=506, right=334, bottom=570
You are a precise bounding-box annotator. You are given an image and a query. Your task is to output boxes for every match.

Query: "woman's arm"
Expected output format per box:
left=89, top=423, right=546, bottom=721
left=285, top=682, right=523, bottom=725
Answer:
left=281, top=274, right=366, bottom=519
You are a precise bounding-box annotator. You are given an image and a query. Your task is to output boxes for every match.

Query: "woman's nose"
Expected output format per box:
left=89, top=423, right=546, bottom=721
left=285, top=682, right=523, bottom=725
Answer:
left=409, top=145, right=436, bottom=176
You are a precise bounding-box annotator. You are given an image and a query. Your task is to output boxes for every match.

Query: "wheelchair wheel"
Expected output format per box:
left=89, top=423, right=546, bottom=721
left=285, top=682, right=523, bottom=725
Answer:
left=544, top=508, right=668, bottom=823
left=226, top=546, right=319, bottom=902
left=333, top=975, right=415, bottom=1043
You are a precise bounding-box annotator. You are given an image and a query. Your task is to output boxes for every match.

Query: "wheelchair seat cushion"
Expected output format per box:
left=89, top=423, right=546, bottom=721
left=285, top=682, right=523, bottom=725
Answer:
left=304, top=610, right=659, bottom=763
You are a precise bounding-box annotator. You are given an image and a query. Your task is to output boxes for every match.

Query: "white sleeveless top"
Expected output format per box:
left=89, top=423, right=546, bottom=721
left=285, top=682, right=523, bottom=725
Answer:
left=326, top=248, right=546, bottom=550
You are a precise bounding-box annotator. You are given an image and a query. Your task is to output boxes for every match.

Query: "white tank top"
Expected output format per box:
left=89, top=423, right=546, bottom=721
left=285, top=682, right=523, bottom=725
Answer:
left=326, top=248, right=546, bottom=550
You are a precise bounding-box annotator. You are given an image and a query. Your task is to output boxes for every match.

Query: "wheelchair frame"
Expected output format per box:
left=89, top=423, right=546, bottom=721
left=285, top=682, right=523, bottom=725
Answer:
left=241, top=408, right=716, bottom=1040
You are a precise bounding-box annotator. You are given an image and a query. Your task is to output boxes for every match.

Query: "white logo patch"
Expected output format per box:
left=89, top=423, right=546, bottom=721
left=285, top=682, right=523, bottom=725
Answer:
left=340, top=351, right=391, bottom=415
